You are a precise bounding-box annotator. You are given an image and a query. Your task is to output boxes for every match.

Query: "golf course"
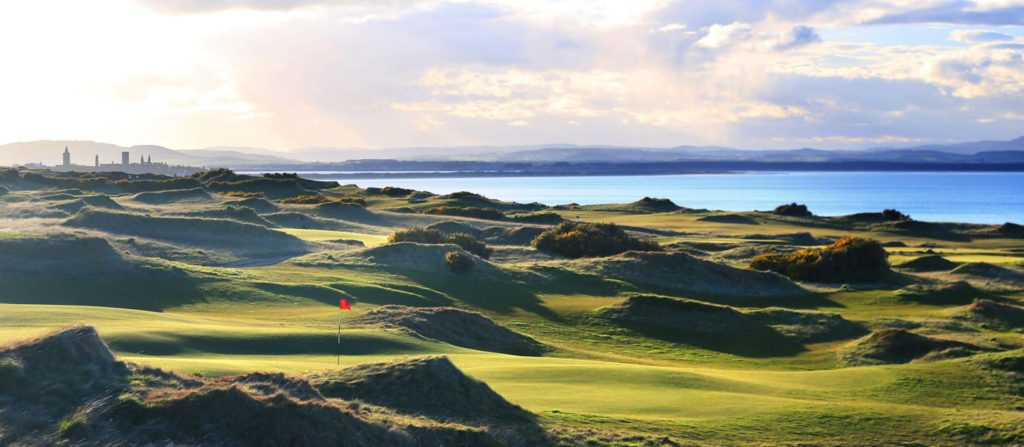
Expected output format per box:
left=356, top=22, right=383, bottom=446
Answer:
left=1, top=168, right=1022, bottom=446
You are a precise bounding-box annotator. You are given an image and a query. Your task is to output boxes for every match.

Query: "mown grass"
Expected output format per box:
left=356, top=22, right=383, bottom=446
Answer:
left=276, top=228, right=388, bottom=246
left=4, top=184, right=1024, bottom=445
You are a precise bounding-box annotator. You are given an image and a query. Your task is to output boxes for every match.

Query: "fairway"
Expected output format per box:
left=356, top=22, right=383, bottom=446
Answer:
left=276, top=228, right=389, bottom=246
left=2, top=170, right=1023, bottom=446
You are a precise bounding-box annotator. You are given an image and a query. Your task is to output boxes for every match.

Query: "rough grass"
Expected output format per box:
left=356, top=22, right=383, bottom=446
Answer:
left=309, top=356, right=534, bottom=423
left=65, top=208, right=307, bottom=255
left=567, top=250, right=807, bottom=298
left=896, top=281, right=982, bottom=305
left=839, top=329, right=985, bottom=366
left=130, top=187, right=212, bottom=204
left=295, top=242, right=501, bottom=276
left=0, top=326, right=507, bottom=446
left=355, top=305, right=547, bottom=355
left=4, top=176, right=1024, bottom=446
left=950, top=262, right=1024, bottom=290
left=893, top=254, right=960, bottom=271
left=954, top=299, right=1024, bottom=329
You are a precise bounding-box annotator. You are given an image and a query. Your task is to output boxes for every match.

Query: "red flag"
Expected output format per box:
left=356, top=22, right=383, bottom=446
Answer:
left=339, top=299, right=351, bottom=310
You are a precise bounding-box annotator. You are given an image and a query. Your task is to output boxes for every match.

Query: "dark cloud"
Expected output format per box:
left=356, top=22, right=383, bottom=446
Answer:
left=869, top=1, right=1024, bottom=25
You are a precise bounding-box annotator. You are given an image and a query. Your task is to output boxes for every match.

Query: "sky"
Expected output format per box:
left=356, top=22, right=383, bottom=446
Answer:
left=0, top=0, right=1022, bottom=151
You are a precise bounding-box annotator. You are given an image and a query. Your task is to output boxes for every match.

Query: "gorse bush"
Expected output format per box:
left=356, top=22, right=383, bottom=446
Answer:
left=223, top=191, right=264, bottom=198
left=380, top=186, right=415, bottom=197
left=882, top=209, right=911, bottom=221
left=274, top=194, right=325, bottom=204
left=443, top=191, right=485, bottom=200
left=387, top=227, right=492, bottom=259
left=750, top=236, right=890, bottom=283
left=445, top=233, right=494, bottom=259
left=773, top=203, right=813, bottom=217
left=280, top=195, right=367, bottom=206
left=531, top=221, right=662, bottom=258
left=444, top=251, right=475, bottom=273
left=423, top=206, right=506, bottom=221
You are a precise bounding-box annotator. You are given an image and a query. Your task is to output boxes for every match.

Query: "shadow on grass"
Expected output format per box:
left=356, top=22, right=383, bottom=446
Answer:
left=107, top=332, right=428, bottom=356
left=605, top=318, right=807, bottom=358
left=329, top=282, right=454, bottom=307
left=0, top=271, right=207, bottom=311
left=627, top=282, right=845, bottom=310
left=399, top=271, right=566, bottom=322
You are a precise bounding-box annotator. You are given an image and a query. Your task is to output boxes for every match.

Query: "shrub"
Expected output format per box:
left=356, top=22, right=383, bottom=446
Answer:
left=531, top=221, right=663, bottom=258
left=882, top=209, right=910, bottom=221
left=224, top=191, right=264, bottom=198
left=443, top=191, right=485, bottom=199
left=262, top=172, right=299, bottom=179
left=280, top=195, right=366, bottom=206
left=445, top=233, right=494, bottom=259
left=506, top=212, right=563, bottom=224
left=772, top=203, right=813, bottom=217
left=750, top=236, right=890, bottom=282
left=380, top=186, right=414, bottom=197
left=445, top=251, right=475, bottom=273
left=388, top=227, right=445, bottom=244
left=423, top=206, right=506, bottom=221
left=280, top=195, right=331, bottom=204
left=0, top=168, right=20, bottom=182
left=388, top=227, right=493, bottom=259
left=632, top=197, right=681, bottom=212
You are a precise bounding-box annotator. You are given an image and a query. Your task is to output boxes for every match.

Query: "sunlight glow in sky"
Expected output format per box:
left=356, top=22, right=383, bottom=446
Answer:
left=1, top=0, right=1022, bottom=150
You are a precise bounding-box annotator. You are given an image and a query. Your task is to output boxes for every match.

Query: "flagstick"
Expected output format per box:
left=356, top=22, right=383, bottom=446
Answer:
left=337, top=306, right=342, bottom=366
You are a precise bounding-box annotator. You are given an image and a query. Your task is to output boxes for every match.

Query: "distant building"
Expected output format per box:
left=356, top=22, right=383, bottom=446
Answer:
left=52, top=146, right=202, bottom=176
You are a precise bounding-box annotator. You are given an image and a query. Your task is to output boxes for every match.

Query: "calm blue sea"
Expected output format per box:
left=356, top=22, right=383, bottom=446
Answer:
left=315, top=172, right=1023, bottom=224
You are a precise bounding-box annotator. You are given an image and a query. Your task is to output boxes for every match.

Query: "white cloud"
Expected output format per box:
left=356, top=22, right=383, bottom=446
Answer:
left=651, top=23, right=686, bottom=33
left=695, top=22, right=752, bottom=48
left=1, top=0, right=1023, bottom=149
left=949, top=29, right=1017, bottom=42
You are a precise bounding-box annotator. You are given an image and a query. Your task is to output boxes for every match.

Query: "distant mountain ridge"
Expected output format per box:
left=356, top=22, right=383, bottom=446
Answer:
left=0, top=140, right=299, bottom=168
left=2, top=137, right=1023, bottom=168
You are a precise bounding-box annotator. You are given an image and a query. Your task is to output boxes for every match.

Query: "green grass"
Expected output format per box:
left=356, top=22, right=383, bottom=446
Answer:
left=4, top=185, right=1024, bottom=445
left=276, top=228, right=388, bottom=246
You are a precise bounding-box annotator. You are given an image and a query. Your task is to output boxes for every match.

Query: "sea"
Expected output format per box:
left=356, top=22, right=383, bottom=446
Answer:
left=284, top=171, right=1024, bottom=225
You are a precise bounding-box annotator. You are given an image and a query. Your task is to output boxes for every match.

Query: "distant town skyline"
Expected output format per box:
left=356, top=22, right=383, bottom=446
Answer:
left=51, top=144, right=200, bottom=175
left=1, top=1, right=1022, bottom=151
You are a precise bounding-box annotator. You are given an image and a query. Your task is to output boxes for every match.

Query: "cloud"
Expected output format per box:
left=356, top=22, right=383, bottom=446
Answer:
left=870, top=1, right=1024, bottom=25
left=4, top=0, right=1024, bottom=150
left=695, top=22, right=752, bottom=48
left=135, top=0, right=416, bottom=14
left=926, top=46, right=1024, bottom=98
left=949, top=29, right=1017, bottom=42
left=650, top=23, right=686, bottom=33
left=768, top=25, right=822, bottom=50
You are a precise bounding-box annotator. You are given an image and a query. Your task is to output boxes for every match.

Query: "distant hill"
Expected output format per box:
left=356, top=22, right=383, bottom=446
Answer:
left=2, top=136, right=1023, bottom=167
left=283, top=137, right=1024, bottom=163
left=0, top=140, right=299, bottom=168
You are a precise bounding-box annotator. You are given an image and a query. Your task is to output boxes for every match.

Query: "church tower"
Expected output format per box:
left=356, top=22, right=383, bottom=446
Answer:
left=95, top=155, right=99, bottom=167
left=62, top=146, right=71, bottom=167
